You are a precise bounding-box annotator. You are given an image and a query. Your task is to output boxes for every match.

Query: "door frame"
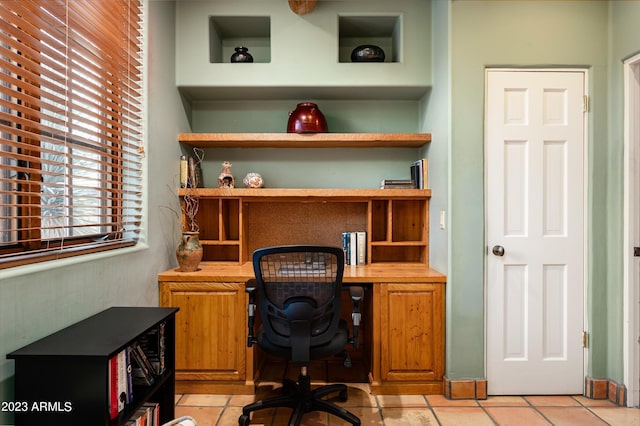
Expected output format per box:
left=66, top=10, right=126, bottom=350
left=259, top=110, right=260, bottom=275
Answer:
left=483, top=68, right=589, bottom=393
left=623, top=52, right=640, bottom=408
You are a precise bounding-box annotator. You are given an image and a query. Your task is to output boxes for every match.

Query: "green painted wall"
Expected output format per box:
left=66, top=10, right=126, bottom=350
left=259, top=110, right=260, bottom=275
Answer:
left=608, top=0, right=640, bottom=381
left=175, top=0, right=431, bottom=99
left=447, top=0, right=638, bottom=384
left=189, top=99, right=423, bottom=188
left=177, top=0, right=434, bottom=190
left=449, top=0, right=609, bottom=379
left=421, top=0, right=450, bottom=275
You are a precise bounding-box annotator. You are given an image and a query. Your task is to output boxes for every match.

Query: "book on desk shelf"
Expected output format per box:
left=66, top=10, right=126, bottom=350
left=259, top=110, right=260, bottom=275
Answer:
left=277, top=253, right=331, bottom=275
left=278, top=262, right=327, bottom=274
left=342, top=231, right=366, bottom=266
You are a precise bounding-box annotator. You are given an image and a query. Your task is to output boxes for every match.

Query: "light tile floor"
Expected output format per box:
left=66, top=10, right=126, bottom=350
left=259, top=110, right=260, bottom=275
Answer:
left=174, top=361, right=640, bottom=425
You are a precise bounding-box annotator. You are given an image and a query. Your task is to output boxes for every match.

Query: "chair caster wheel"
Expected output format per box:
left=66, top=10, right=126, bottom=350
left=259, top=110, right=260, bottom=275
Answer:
left=339, top=389, right=348, bottom=402
left=238, top=414, right=250, bottom=426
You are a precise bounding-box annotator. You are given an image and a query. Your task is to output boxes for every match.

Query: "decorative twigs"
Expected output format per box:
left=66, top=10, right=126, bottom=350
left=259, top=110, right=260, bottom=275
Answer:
left=182, top=148, right=204, bottom=232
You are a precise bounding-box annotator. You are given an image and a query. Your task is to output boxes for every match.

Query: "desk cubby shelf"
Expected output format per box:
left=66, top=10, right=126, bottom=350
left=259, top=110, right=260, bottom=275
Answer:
left=183, top=188, right=431, bottom=265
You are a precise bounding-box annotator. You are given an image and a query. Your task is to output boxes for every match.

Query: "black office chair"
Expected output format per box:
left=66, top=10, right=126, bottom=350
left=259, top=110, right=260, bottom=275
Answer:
left=239, top=245, right=363, bottom=426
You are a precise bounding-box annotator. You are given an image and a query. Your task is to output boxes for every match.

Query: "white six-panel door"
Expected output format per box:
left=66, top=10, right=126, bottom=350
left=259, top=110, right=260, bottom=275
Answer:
left=486, top=70, right=586, bottom=394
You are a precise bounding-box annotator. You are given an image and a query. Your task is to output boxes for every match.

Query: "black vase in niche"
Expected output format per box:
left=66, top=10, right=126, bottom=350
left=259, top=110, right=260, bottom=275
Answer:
left=230, top=46, right=253, bottom=63
left=350, top=45, right=385, bottom=62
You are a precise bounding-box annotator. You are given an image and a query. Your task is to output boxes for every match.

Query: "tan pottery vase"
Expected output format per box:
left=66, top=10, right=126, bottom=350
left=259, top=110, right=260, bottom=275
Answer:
left=176, top=231, right=203, bottom=272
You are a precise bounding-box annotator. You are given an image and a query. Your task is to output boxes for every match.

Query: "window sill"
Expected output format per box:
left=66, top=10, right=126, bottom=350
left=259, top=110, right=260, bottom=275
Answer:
left=0, top=243, right=149, bottom=280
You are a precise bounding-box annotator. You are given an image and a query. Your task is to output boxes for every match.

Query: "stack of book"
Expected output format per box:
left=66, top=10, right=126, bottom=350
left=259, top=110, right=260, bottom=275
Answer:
left=130, top=341, right=156, bottom=386
left=125, top=402, right=160, bottom=426
left=380, top=158, right=429, bottom=189
left=108, top=322, right=167, bottom=421
left=342, top=231, right=366, bottom=265
left=380, top=179, right=415, bottom=189
left=138, top=322, right=166, bottom=376
left=108, top=348, right=133, bottom=420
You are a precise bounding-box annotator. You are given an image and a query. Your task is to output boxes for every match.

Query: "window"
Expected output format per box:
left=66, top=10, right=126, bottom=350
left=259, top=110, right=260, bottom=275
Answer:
left=0, top=0, right=144, bottom=268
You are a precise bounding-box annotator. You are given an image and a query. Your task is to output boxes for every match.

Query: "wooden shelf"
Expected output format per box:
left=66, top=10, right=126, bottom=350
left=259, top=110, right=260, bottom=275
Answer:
left=178, top=133, right=431, bottom=148
left=179, top=187, right=431, bottom=199
left=200, top=240, right=240, bottom=245
left=371, top=241, right=428, bottom=246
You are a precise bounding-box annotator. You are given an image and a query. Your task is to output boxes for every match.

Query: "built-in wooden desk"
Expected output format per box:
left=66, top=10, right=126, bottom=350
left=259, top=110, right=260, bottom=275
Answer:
left=158, top=262, right=445, bottom=395
left=160, top=184, right=445, bottom=394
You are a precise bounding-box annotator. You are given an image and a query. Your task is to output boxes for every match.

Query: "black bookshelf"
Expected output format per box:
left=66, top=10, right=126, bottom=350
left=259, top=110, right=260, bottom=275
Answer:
left=7, top=307, right=179, bottom=426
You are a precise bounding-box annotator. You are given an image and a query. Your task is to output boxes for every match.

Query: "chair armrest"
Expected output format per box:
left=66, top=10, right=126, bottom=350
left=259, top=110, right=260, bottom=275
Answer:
left=246, top=279, right=257, bottom=347
left=348, top=285, right=364, bottom=349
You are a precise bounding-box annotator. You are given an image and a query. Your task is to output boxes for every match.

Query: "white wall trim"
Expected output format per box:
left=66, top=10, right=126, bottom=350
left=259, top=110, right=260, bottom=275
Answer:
left=623, top=52, right=640, bottom=408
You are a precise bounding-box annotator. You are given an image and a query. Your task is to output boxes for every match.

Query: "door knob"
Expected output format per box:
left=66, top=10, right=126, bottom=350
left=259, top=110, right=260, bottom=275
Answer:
left=492, top=245, right=505, bottom=256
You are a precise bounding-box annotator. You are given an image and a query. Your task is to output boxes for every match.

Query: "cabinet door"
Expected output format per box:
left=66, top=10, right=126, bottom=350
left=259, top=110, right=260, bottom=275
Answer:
left=379, top=283, right=444, bottom=382
left=160, top=282, right=246, bottom=381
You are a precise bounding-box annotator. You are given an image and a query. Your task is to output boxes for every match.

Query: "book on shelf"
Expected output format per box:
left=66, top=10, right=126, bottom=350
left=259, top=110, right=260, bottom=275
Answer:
left=349, top=232, right=357, bottom=266
left=109, top=352, right=118, bottom=419
left=179, top=154, right=203, bottom=188
left=138, top=322, right=166, bottom=375
left=125, top=347, right=134, bottom=402
left=108, top=349, right=133, bottom=419
left=342, top=232, right=351, bottom=265
left=356, top=231, right=366, bottom=265
left=125, top=402, right=159, bottom=426
left=380, top=179, right=415, bottom=189
left=158, top=322, right=166, bottom=375
left=278, top=263, right=328, bottom=274
left=342, top=231, right=366, bottom=266
left=119, top=348, right=132, bottom=408
left=142, top=402, right=160, bottom=426
left=277, top=253, right=330, bottom=275
left=130, top=341, right=155, bottom=386
left=410, top=158, right=428, bottom=189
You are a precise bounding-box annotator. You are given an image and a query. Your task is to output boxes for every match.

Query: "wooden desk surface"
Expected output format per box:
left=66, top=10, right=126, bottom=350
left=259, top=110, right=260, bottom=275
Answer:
left=158, top=262, right=446, bottom=284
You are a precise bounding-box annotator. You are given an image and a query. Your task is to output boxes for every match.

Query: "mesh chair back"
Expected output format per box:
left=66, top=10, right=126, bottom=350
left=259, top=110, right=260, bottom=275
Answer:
left=253, top=245, right=344, bottom=351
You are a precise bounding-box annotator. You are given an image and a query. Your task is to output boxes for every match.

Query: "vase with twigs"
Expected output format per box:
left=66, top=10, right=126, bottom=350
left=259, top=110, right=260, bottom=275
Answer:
left=176, top=148, right=204, bottom=272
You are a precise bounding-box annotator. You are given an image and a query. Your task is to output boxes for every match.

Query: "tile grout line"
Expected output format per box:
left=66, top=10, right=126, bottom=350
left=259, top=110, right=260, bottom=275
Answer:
left=421, top=394, right=444, bottom=426
left=521, top=396, right=582, bottom=426
left=214, top=395, right=233, bottom=426
left=570, top=395, right=616, bottom=425
left=477, top=402, right=508, bottom=426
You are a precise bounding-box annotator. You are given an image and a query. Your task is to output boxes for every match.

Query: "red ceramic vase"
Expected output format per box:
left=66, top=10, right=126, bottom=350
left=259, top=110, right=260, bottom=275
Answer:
left=287, top=102, right=328, bottom=133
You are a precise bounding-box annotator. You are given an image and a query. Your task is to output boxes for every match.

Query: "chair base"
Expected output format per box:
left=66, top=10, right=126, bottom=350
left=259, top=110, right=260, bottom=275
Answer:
left=239, top=372, right=361, bottom=426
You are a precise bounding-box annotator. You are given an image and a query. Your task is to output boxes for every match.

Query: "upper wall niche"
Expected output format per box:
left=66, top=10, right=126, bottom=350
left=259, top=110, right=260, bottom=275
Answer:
left=175, top=0, right=432, bottom=102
